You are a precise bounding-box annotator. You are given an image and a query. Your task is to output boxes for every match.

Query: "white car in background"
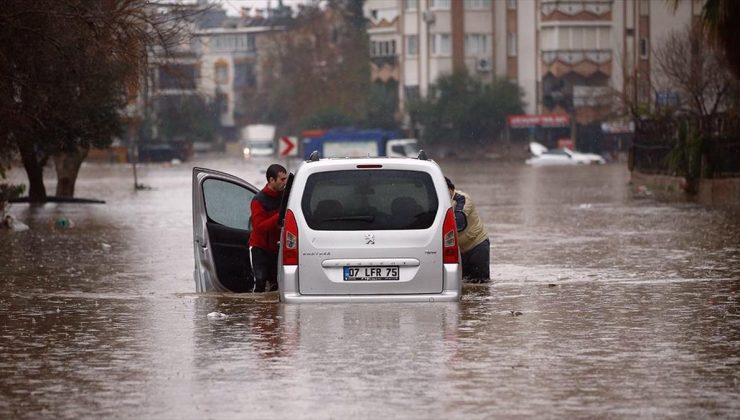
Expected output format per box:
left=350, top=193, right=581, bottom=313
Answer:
left=525, top=142, right=606, bottom=166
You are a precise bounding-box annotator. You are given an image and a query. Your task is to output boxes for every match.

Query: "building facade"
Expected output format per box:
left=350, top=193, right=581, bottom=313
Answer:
left=142, top=2, right=286, bottom=144
left=364, top=0, right=703, bottom=130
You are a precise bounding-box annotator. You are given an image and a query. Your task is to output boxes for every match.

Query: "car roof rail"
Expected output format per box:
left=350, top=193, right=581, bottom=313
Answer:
left=307, top=150, right=320, bottom=162
left=417, top=149, right=428, bottom=161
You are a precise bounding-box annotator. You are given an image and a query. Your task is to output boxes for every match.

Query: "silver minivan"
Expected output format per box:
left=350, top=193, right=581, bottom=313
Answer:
left=191, top=156, right=462, bottom=302
left=277, top=155, right=462, bottom=303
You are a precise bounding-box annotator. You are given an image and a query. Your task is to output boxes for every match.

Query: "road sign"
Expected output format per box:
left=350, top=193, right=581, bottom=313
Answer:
left=279, top=136, right=298, bottom=157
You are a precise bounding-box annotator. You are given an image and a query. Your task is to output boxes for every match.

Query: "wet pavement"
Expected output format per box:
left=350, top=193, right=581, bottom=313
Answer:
left=1, top=155, right=738, bottom=418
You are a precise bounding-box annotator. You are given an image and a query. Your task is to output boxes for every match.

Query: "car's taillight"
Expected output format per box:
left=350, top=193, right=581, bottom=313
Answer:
left=283, top=209, right=299, bottom=265
left=442, top=208, right=459, bottom=264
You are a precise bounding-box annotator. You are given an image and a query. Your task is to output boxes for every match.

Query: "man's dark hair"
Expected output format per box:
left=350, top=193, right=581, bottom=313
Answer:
left=445, top=176, right=454, bottom=190
left=266, top=164, right=287, bottom=181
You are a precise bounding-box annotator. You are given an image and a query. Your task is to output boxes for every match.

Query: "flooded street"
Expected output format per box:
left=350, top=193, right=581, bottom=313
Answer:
left=1, top=155, right=738, bottom=418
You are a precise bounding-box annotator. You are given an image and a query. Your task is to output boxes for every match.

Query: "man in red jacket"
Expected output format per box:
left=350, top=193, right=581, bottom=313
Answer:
left=249, top=164, right=288, bottom=292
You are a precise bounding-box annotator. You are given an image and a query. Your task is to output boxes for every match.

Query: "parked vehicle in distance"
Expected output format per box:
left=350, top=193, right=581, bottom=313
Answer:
left=137, top=142, right=192, bottom=163
left=300, top=128, right=420, bottom=159
left=190, top=152, right=463, bottom=303
left=241, top=124, right=276, bottom=158
left=525, top=142, right=606, bottom=166
left=276, top=152, right=462, bottom=303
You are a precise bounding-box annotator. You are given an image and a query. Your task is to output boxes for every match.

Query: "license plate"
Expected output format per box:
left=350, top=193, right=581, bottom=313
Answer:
left=343, top=266, right=399, bottom=281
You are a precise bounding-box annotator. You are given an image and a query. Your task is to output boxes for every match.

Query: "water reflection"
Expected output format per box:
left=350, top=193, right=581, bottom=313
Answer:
left=1, top=158, right=738, bottom=417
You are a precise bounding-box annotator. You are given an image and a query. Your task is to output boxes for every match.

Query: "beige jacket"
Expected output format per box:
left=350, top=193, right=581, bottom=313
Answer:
left=452, top=190, right=489, bottom=253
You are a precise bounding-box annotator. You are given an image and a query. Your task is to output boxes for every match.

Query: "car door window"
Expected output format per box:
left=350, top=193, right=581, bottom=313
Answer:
left=203, top=178, right=254, bottom=230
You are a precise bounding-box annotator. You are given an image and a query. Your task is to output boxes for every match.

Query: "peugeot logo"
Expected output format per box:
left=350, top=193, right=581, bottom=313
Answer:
left=364, top=233, right=375, bottom=245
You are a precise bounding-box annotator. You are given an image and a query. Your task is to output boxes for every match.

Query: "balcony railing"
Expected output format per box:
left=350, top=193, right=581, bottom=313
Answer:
left=542, top=50, right=611, bottom=65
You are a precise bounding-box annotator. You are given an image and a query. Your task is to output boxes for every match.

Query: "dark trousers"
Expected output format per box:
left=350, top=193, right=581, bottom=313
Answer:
left=250, top=247, right=278, bottom=292
left=461, top=239, right=490, bottom=283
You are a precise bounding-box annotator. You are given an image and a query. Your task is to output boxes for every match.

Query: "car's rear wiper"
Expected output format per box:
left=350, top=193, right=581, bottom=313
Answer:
left=322, top=215, right=375, bottom=222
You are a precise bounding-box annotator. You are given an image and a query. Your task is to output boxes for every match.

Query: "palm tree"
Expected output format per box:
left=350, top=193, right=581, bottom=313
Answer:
left=671, top=0, right=740, bottom=77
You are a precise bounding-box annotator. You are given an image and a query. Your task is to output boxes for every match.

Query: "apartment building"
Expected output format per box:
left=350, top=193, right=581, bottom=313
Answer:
left=144, top=2, right=286, bottom=143
left=193, top=23, right=282, bottom=138
left=364, top=0, right=703, bottom=129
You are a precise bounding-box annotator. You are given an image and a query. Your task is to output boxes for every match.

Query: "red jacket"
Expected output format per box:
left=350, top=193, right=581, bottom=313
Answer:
left=248, top=185, right=283, bottom=253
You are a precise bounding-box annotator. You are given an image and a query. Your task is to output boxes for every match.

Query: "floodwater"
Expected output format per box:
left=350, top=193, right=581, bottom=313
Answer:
left=1, top=155, right=738, bottom=419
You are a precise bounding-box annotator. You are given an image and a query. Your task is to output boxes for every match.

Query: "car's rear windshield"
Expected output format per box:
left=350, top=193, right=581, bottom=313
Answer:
left=301, top=169, right=439, bottom=231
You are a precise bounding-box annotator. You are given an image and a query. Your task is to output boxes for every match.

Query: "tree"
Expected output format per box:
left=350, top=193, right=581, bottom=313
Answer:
left=0, top=1, right=189, bottom=201
left=157, top=95, right=221, bottom=144
left=364, top=79, right=400, bottom=130
left=408, top=71, right=525, bottom=145
left=671, top=0, right=740, bottom=78
left=299, top=107, right=355, bottom=131
left=262, top=0, right=370, bottom=132
left=653, top=23, right=737, bottom=117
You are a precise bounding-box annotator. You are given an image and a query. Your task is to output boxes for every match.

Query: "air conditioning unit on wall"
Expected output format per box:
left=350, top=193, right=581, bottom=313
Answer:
left=476, top=58, right=492, bottom=73
left=422, top=10, right=435, bottom=23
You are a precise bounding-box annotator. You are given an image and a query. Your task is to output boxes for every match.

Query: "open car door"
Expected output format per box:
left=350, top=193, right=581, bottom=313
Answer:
left=193, top=167, right=259, bottom=292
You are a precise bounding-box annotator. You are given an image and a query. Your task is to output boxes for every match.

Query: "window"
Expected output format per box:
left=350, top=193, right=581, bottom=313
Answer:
left=404, top=85, right=420, bottom=101
left=640, top=38, right=649, bottom=58
left=431, top=33, right=451, bottom=56
left=203, top=179, right=253, bottom=230
left=507, top=0, right=517, bottom=10
left=572, top=27, right=585, bottom=49
left=234, top=62, right=256, bottom=88
left=212, top=34, right=255, bottom=52
left=430, top=0, right=450, bottom=10
left=301, top=170, right=439, bottom=231
left=214, top=61, right=228, bottom=85
left=465, top=0, right=491, bottom=9
left=507, top=32, right=517, bottom=57
left=404, top=0, right=418, bottom=11
left=639, top=0, right=650, bottom=16
left=158, top=64, right=196, bottom=89
left=465, top=34, right=489, bottom=56
left=215, top=91, right=228, bottom=115
left=406, top=35, right=418, bottom=57
left=370, top=40, right=397, bottom=57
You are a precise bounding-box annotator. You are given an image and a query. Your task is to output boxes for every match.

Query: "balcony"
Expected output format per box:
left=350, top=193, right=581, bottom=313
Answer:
left=541, top=1, right=612, bottom=21
left=542, top=49, right=611, bottom=78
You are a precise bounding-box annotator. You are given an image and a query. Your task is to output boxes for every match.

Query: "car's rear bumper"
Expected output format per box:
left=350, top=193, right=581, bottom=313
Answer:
left=278, top=264, right=462, bottom=303
left=280, top=290, right=460, bottom=303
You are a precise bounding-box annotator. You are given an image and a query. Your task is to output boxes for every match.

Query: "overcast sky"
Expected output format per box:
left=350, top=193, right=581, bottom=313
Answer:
left=217, top=0, right=307, bottom=15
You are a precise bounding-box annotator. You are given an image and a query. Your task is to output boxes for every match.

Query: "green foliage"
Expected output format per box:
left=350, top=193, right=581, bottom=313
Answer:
left=665, top=120, right=704, bottom=179
left=0, top=1, right=187, bottom=200
left=364, top=79, right=400, bottom=130
left=299, top=107, right=355, bottom=131
left=408, top=72, right=525, bottom=145
left=0, top=183, right=25, bottom=215
left=157, top=95, right=221, bottom=143
left=680, top=0, right=740, bottom=77
left=262, top=0, right=370, bottom=133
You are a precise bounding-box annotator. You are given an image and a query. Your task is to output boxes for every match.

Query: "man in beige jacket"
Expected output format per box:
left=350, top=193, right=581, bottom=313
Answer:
left=446, top=177, right=490, bottom=283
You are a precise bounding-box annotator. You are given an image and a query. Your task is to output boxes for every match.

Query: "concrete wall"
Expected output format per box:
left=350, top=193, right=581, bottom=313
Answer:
left=631, top=171, right=740, bottom=208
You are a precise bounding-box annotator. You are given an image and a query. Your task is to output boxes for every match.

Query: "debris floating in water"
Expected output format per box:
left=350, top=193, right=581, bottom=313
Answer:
left=2, top=214, right=29, bottom=232
left=207, top=312, right=227, bottom=320
left=51, top=216, right=74, bottom=229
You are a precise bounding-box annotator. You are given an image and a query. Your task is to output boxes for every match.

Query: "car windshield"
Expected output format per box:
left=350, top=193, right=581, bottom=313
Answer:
left=301, top=169, right=438, bottom=231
